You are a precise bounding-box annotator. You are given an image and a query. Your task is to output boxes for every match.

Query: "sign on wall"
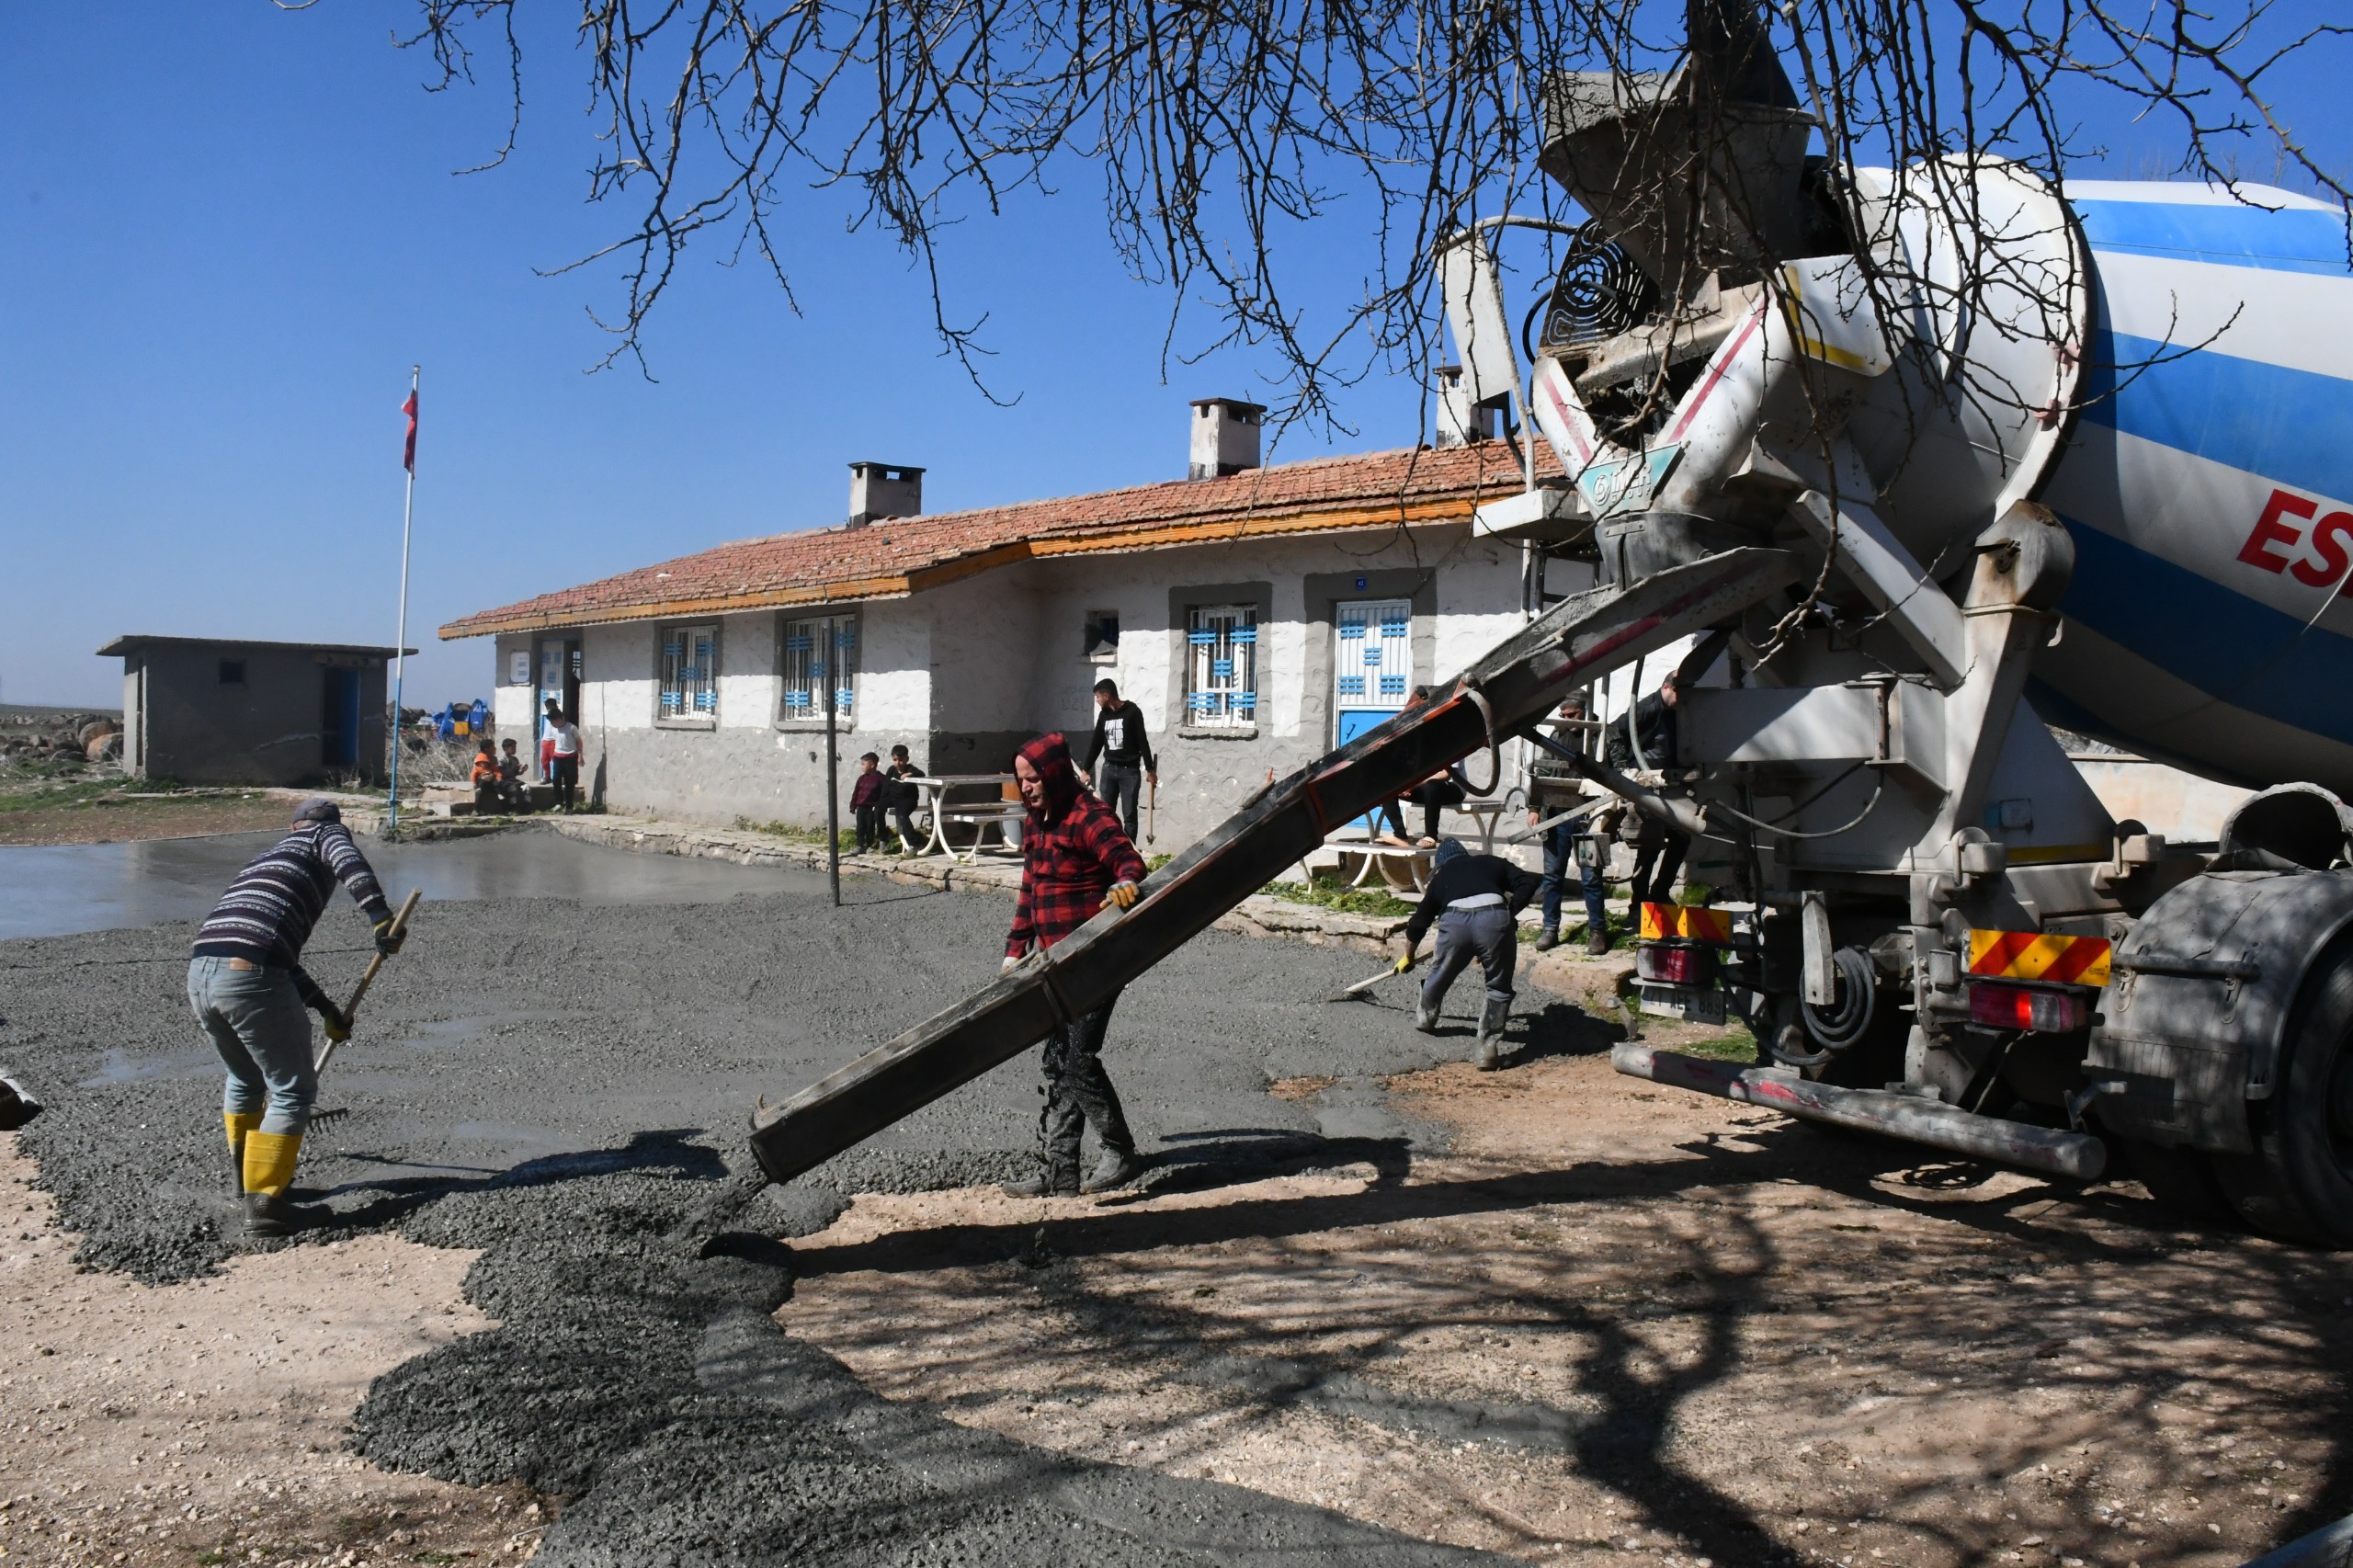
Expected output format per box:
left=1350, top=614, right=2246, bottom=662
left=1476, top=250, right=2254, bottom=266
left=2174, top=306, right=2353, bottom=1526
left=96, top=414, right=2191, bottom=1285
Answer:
left=510, top=652, right=531, bottom=685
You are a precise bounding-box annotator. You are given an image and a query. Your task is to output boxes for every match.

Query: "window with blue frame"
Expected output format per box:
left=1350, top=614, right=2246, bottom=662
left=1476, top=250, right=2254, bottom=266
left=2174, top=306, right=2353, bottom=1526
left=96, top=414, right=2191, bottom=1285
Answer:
left=1185, top=604, right=1257, bottom=727
left=779, top=612, right=858, bottom=723
left=657, top=623, right=719, bottom=723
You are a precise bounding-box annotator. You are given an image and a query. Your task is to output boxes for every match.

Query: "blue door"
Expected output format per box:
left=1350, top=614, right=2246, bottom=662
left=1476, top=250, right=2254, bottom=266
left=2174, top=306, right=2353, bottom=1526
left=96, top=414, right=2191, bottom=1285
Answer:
left=321, top=667, right=360, bottom=768
left=1335, top=599, right=1413, bottom=833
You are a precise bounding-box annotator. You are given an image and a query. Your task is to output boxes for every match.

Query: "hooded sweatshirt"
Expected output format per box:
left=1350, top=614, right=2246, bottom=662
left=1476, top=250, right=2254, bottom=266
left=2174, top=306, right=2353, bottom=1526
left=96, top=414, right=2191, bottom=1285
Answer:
left=1006, top=733, right=1147, bottom=959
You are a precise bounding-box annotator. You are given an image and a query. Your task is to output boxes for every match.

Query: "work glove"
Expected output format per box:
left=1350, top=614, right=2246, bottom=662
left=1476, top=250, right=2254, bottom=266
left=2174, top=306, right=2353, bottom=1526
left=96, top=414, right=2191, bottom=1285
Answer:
left=1107, top=881, right=1142, bottom=911
left=318, top=1002, right=352, bottom=1044
left=1392, top=951, right=1416, bottom=975
left=372, top=919, right=404, bottom=957
left=1002, top=954, right=1023, bottom=976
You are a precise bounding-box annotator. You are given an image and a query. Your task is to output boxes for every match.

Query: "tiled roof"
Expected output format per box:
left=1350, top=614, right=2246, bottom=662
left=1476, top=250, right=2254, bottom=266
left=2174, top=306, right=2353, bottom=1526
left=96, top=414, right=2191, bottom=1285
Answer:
left=439, top=442, right=1547, bottom=639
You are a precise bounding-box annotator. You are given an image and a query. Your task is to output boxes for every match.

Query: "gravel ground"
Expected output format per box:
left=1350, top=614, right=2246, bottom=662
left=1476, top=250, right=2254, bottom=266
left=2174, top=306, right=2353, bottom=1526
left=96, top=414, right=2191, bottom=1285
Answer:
left=2, top=872, right=1546, bottom=1564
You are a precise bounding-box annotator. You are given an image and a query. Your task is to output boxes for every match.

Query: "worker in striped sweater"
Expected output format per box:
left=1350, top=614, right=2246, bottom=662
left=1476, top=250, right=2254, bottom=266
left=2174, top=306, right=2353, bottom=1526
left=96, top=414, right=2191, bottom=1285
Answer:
left=188, top=798, right=404, bottom=1235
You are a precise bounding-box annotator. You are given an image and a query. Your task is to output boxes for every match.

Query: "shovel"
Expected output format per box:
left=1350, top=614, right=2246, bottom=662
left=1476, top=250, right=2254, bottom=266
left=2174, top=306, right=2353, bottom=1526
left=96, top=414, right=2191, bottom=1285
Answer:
left=308, top=889, right=422, bottom=1127
left=1327, top=951, right=1417, bottom=1003
left=1145, top=777, right=1157, bottom=845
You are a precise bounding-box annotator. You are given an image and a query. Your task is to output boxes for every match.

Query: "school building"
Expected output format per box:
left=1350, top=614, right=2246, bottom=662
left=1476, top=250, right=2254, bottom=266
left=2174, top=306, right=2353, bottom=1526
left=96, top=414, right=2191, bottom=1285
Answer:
left=438, top=402, right=1580, bottom=846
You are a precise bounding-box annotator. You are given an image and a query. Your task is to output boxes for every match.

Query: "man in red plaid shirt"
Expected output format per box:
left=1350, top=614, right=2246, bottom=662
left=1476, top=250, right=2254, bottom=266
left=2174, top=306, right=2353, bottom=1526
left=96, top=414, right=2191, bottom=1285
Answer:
left=1001, top=732, right=1148, bottom=1196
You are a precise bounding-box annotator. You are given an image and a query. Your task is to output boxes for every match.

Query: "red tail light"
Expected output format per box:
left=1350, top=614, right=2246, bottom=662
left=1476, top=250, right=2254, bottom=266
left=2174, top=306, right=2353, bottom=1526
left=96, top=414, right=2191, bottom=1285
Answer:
left=1637, top=944, right=1713, bottom=985
left=1968, top=980, right=2089, bottom=1033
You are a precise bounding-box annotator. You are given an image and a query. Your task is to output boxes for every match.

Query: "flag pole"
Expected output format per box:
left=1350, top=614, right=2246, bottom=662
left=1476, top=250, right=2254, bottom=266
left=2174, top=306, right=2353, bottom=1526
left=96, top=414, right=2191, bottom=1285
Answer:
left=387, top=365, right=419, bottom=839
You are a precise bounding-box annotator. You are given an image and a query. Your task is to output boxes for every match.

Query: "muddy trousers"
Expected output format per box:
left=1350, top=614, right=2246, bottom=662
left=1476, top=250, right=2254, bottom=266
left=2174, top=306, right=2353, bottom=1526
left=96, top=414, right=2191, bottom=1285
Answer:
left=1420, top=905, right=1518, bottom=1013
left=1038, top=992, right=1135, bottom=1186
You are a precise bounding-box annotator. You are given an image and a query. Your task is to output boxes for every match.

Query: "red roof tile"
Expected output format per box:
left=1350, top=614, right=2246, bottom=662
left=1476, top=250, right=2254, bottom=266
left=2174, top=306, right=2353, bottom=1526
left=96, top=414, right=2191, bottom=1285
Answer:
left=439, top=443, right=1550, bottom=639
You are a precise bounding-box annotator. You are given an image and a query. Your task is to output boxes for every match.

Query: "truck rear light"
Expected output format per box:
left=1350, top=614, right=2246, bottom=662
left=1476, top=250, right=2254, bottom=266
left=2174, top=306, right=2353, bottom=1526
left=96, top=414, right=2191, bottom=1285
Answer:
left=1968, top=980, right=2088, bottom=1033
left=1637, top=944, right=1713, bottom=985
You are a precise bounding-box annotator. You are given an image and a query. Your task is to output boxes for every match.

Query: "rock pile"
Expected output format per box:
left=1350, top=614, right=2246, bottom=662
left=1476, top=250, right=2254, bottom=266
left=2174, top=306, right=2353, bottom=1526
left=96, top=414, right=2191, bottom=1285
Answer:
left=0, top=710, right=121, bottom=767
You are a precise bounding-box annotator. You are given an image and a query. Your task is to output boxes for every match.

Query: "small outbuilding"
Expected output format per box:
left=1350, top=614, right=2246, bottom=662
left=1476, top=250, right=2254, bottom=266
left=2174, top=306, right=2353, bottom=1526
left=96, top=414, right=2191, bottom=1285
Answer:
left=97, top=635, right=411, bottom=788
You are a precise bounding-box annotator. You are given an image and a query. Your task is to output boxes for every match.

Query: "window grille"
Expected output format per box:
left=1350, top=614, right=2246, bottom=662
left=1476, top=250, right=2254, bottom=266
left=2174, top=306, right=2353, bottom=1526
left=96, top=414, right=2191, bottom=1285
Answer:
left=1186, top=604, right=1257, bottom=726
left=1336, top=600, right=1413, bottom=711
left=658, top=624, right=719, bottom=721
left=780, top=613, right=858, bottom=722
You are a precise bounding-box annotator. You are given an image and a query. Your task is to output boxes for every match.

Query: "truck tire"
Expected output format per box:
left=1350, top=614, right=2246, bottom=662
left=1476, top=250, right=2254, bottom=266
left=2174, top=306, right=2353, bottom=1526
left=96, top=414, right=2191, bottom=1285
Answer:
left=2211, top=946, right=2353, bottom=1248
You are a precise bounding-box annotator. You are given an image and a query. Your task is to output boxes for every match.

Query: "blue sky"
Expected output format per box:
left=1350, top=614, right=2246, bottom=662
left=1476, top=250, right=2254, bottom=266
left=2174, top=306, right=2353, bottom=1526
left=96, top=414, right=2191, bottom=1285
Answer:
left=3, top=4, right=2347, bottom=709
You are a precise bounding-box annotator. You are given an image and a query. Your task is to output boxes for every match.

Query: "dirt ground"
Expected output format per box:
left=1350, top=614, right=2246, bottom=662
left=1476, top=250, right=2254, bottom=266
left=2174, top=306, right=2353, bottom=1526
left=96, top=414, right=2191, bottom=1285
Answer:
left=784, top=1024, right=2353, bottom=1568
left=0, top=1144, right=545, bottom=1567
left=0, top=790, right=293, bottom=847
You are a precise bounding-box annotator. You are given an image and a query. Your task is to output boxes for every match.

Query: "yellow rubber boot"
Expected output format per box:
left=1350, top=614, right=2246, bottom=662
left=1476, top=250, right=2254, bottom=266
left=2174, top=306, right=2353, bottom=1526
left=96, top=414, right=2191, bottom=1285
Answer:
left=240, top=1131, right=303, bottom=1236
left=224, top=1112, right=261, bottom=1196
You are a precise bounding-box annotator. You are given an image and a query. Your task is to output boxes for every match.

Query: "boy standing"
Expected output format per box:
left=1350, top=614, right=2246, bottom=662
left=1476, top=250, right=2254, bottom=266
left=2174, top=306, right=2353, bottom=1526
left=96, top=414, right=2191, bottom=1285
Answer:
left=498, top=739, right=527, bottom=811
left=849, top=752, right=888, bottom=852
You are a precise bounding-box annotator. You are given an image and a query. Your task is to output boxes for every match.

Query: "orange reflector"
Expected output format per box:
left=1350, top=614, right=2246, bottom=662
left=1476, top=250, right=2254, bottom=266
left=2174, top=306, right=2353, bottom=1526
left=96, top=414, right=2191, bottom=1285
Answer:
left=1967, top=928, right=2111, bottom=987
left=1640, top=903, right=1734, bottom=944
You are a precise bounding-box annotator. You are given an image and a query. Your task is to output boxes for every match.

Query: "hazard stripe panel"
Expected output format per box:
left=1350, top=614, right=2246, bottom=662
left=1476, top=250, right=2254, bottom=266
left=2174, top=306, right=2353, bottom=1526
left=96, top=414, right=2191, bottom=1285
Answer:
left=1967, top=929, right=2113, bottom=987
left=1641, top=903, right=1734, bottom=945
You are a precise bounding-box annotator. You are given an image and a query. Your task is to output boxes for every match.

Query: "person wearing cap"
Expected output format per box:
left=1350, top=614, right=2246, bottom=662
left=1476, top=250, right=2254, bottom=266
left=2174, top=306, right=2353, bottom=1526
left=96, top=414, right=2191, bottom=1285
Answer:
left=1000, top=733, right=1148, bottom=1197
left=187, top=798, right=404, bottom=1235
left=1395, top=837, right=1542, bottom=1070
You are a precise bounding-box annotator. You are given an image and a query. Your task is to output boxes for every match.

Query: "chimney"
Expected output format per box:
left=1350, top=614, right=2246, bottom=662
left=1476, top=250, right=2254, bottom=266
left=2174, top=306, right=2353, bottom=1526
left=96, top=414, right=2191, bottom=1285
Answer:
left=1188, top=398, right=1265, bottom=480
left=847, top=461, right=924, bottom=528
left=1433, top=365, right=1502, bottom=448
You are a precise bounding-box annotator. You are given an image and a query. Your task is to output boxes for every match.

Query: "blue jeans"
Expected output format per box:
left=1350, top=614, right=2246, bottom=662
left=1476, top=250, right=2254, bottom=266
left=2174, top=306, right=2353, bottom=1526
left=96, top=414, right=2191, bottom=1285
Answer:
left=188, top=956, right=316, bottom=1136
left=1539, top=819, right=1608, bottom=935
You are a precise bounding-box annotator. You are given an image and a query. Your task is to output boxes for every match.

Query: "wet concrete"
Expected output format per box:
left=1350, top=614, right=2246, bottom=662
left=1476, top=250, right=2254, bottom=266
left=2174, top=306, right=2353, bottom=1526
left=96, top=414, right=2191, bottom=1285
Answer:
left=0, top=827, right=831, bottom=941
left=0, top=846, right=1536, bottom=1562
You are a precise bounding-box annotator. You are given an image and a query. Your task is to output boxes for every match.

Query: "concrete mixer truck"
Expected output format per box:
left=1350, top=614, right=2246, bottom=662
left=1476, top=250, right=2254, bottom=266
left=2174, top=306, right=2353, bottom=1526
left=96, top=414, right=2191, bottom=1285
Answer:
left=741, top=3, right=2353, bottom=1250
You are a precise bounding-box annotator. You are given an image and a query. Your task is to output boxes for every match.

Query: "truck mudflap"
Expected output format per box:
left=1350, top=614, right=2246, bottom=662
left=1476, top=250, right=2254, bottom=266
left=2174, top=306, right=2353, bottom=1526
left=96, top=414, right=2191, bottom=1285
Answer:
left=1613, top=1044, right=2109, bottom=1181
left=745, top=547, right=1801, bottom=1187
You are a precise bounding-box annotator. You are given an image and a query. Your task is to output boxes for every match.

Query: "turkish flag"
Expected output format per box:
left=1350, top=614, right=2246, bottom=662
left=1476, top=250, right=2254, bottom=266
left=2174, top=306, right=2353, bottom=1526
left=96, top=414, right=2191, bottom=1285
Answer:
left=402, top=387, right=418, bottom=473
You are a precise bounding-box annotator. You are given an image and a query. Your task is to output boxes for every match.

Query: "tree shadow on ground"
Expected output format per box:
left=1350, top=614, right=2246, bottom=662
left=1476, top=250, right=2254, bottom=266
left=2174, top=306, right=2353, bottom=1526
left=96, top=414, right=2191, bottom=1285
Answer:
left=790, top=1119, right=2353, bottom=1565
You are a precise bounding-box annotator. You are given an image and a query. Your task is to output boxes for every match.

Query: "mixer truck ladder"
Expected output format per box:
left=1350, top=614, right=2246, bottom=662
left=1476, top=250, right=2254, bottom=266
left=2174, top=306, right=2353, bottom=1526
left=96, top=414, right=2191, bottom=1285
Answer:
left=744, top=547, right=1801, bottom=1186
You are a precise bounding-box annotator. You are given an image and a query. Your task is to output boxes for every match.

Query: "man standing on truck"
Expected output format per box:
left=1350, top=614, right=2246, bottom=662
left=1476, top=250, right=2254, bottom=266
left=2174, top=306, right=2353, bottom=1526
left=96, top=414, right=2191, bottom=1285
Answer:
left=188, top=798, right=404, bottom=1235
left=1080, top=679, right=1157, bottom=843
left=1395, top=837, right=1542, bottom=1071
left=1001, top=732, right=1148, bottom=1197
left=1607, top=672, right=1688, bottom=921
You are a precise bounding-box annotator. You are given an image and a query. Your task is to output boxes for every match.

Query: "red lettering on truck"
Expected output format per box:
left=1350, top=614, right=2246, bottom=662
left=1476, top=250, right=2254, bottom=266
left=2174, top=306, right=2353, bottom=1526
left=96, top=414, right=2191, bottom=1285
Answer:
left=2290, top=511, right=2353, bottom=596
left=2240, top=488, right=2315, bottom=573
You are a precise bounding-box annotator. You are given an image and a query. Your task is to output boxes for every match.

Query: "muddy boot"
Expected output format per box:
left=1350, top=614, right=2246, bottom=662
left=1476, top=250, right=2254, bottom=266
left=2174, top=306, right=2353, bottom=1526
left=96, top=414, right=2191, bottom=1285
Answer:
left=1474, top=997, right=1510, bottom=1071
left=1002, top=1165, right=1077, bottom=1199
left=1532, top=928, right=1559, bottom=952
left=1414, top=997, right=1440, bottom=1034
left=242, top=1190, right=309, bottom=1237
left=241, top=1130, right=306, bottom=1236
left=1586, top=925, right=1613, bottom=956
left=224, top=1111, right=259, bottom=1199
left=1081, top=1149, right=1141, bottom=1194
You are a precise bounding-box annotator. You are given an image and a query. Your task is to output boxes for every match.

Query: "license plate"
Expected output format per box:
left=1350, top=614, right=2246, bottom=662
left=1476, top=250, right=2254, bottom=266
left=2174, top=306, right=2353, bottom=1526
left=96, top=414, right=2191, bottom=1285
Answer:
left=1637, top=983, right=1726, bottom=1025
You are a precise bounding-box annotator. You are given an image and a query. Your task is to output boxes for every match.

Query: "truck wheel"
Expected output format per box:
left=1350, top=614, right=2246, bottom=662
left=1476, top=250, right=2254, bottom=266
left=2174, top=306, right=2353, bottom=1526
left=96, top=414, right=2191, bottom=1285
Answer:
left=2212, top=947, right=2353, bottom=1248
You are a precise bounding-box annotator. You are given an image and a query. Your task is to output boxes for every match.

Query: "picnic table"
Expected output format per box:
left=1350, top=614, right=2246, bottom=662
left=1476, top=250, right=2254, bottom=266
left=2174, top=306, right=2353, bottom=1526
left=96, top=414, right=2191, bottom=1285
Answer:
left=908, top=773, right=1025, bottom=862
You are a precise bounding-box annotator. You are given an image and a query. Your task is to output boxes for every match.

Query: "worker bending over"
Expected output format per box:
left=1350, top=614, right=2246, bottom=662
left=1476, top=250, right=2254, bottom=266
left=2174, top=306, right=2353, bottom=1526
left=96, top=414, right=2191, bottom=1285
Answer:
left=188, top=798, right=403, bottom=1235
left=1396, top=838, right=1541, bottom=1071
left=1001, top=733, right=1147, bottom=1197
